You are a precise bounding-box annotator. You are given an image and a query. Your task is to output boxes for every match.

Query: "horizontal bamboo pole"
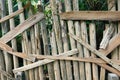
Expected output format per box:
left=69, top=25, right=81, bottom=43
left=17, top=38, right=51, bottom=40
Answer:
left=13, top=49, right=78, bottom=73
left=0, top=12, right=44, bottom=43
left=60, top=11, right=120, bottom=21
left=0, top=2, right=30, bottom=23
left=34, top=55, right=120, bottom=65
left=69, top=33, right=120, bottom=72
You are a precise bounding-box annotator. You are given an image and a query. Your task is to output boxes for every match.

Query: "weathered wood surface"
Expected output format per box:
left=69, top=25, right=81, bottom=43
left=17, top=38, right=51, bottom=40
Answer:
left=0, top=2, right=30, bottom=23
left=13, top=49, right=78, bottom=73
left=0, top=12, right=44, bottom=43
left=50, top=0, right=67, bottom=80
left=89, top=23, right=98, bottom=80
left=0, top=66, right=15, bottom=80
left=60, top=11, right=120, bottom=21
left=69, top=33, right=120, bottom=71
left=0, top=41, right=35, bottom=61
left=64, top=0, right=79, bottom=80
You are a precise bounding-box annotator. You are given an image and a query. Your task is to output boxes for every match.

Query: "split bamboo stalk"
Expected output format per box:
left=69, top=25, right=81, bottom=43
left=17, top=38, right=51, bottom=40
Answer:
left=58, top=1, right=72, bottom=80
left=40, top=19, right=55, bottom=80
left=89, top=23, right=98, bottom=80
left=50, top=0, right=67, bottom=80
left=100, top=24, right=114, bottom=49
left=81, top=22, right=92, bottom=80
left=17, top=1, right=30, bottom=80
left=0, top=0, right=7, bottom=79
left=50, top=30, right=61, bottom=80
left=69, top=33, right=120, bottom=72
left=8, top=0, right=18, bottom=76
left=13, top=49, right=78, bottom=73
left=64, top=1, right=79, bottom=80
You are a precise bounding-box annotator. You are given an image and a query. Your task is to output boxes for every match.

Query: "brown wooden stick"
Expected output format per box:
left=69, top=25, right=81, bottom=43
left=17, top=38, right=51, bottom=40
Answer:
left=0, top=2, right=31, bottom=23
left=0, top=41, right=35, bottom=62
left=60, top=11, right=120, bottom=21
left=69, top=33, right=120, bottom=71
left=0, top=12, right=44, bottom=43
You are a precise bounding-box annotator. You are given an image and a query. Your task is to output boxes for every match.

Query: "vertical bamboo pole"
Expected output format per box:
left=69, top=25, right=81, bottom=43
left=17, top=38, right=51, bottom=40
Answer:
left=17, top=1, right=29, bottom=80
left=28, top=40, right=35, bottom=80
left=89, top=23, right=98, bottom=80
left=50, top=0, right=67, bottom=80
left=4, top=0, right=14, bottom=79
left=58, top=1, right=73, bottom=80
left=81, top=21, right=92, bottom=80
left=40, top=19, right=55, bottom=80
left=34, top=24, right=45, bottom=80
left=27, top=9, right=35, bottom=80
left=64, top=0, right=80, bottom=80
left=50, top=30, right=61, bottom=80
left=8, top=0, right=18, bottom=71
left=0, top=0, right=6, bottom=79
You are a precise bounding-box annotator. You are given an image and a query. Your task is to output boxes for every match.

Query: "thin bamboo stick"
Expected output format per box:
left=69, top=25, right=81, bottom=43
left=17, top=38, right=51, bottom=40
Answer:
left=50, top=0, right=67, bottom=80
left=58, top=1, right=72, bottom=80
left=64, top=1, right=80, bottom=80
left=81, top=22, right=92, bottom=80
left=13, top=49, right=78, bottom=73
left=50, top=30, right=61, bottom=80
left=89, top=23, right=98, bottom=80
left=8, top=0, right=18, bottom=75
left=40, top=19, right=55, bottom=80
left=69, top=33, right=120, bottom=71
left=17, top=1, right=30, bottom=80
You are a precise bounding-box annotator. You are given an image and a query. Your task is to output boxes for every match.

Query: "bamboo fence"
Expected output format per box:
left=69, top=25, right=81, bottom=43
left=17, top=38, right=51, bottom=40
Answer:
left=0, top=0, right=120, bottom=80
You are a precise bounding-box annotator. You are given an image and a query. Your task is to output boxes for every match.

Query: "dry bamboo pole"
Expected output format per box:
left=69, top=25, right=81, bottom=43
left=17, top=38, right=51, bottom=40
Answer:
left=0, top=0, right=6, bottom=79
left=27, top=9, right=35, bottom=80
left=34, top=24, right=45, bottom=80
left=81, top=22, right=92, bottom=80
left=28, top=41, right=35, bottom=80
left=40, top=19, right=55, bottom=80
left=58, top=1, right=72, bottom=80
left=0, top=2, right=30, bottom=23
left=50, top=30, right=61, bottom=80
left=17, top=1, right=30, bottom=80
left=64, top=1, right=80, bottom=80
left=89, top=23, right=98, bottom=80
left=8, top=0, right=18, bottom=78
left=50, top=0, right=67, bottom=80
left=69, top=33, right=120, bottom=72
left=13, top=49, right=78, bottom=73
left=4, top=0, right=13, bottom=80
